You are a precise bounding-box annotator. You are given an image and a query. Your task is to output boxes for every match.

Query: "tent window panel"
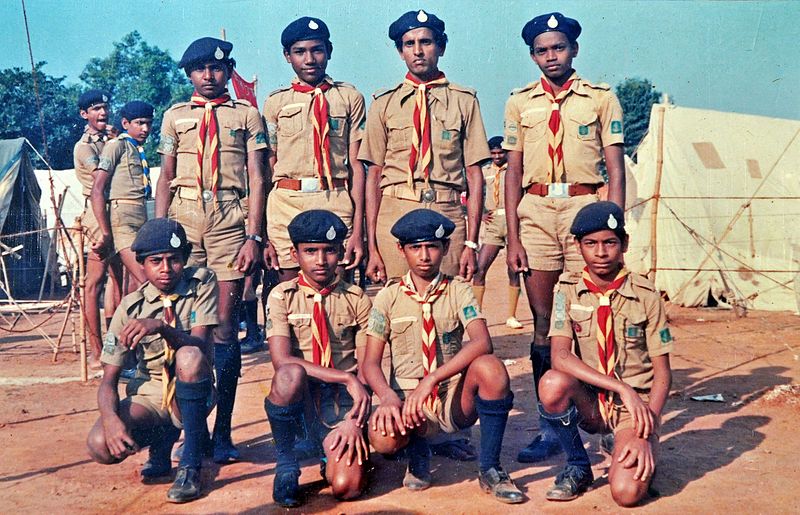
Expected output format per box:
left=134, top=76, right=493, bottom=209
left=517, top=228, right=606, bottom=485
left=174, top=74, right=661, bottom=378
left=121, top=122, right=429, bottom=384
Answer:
left=692, top=142, right=725, bottom=169
left=746, top=159, right=762, bottom=178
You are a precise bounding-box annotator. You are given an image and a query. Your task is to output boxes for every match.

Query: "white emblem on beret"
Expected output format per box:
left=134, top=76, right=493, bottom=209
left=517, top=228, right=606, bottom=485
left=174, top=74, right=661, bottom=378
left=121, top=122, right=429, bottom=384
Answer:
left=547, top=15, right=559, bottom=28
left=417, top=10, right=428, bottom=22
left=326, top=226, right=337, bottom=240
left=101, top=94, right=108, bottom=102
left=435, top=224, right=445, bottom=238
left=214, top=46, right=224, bottom=60
left=308, top=20, right=319, bottom=30
left=170, top=233, right=181, bottom=248
left=607, top=214, right=618, bottom=230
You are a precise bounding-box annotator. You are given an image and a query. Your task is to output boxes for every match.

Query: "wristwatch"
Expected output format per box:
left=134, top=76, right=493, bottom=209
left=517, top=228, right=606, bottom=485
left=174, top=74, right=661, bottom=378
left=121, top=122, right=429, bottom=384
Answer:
left=246, top=234, right=263, bottom=244
left=464, top=240, right=478, bottom=250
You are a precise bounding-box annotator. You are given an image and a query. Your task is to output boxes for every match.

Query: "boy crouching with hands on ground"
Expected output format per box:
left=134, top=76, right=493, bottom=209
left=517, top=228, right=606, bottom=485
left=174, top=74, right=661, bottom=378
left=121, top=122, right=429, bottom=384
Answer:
left=361, top=209, right=525, bottom=504
left=538, top=201, right=673, bottom=505
left=264, top=210, right=373, bottom=508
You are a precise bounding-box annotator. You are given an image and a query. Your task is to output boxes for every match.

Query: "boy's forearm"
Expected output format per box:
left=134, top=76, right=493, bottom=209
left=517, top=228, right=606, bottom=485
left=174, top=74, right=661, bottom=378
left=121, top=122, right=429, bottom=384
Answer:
left=362, top=359, right=394, bottom=400
left=647, top=356, right=672, bottom=417
left=161, top=325, right=212, bottom=355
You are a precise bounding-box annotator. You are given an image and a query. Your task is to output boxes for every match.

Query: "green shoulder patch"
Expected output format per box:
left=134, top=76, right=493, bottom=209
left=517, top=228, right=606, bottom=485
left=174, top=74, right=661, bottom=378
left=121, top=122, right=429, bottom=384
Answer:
left=463, top=304, right=478, bottom=321
left=158, top=135, right=176, bottom=154
left=255, top=132, right=267, bottom=144
left=102, top=332, right=118, bottom=356
left=611, top=120, right=623, bottom=134
left=659, top=327, right=673, bottom=344
left=507, top=135, right=517, bottom=145
left=367, top=307, right=387, bottom=335
left=554, top=291, right=567, bottom=329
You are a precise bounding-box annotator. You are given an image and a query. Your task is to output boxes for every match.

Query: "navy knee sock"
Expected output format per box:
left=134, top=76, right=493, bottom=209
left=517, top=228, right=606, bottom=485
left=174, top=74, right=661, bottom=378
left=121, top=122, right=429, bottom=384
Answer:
left=475, top=392, right=514, bottom=473
left=213, top=342, right=241, bottom=442
left=175, top=378, right=212, bottom=469
left=242, top=300, right=259, bottom=340
left=531, top=345, right=559, bottom=442
left=265, top=399, right=304, bottom=473
left=538, top=402, right=590, bottom=470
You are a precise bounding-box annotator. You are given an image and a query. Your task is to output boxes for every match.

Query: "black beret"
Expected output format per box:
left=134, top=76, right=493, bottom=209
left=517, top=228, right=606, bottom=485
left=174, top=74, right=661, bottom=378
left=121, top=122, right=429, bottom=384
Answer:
left=178, top=37, right=233, bottom=69
left=389, top=10, right=446, bottom=43
left=78, top=89, right=110, bottom=110
left=391, top=209, right=455, bottom=244
left=570, top=201, right=626, bottom=239
left=120, top=100, right=154, bottom=121
left=488, top=136, right=504, bottom=149
left=281, top=17, right=330, bottom=49
left=288, top=210, right=347, bottom=244
left=131, top=218, right=191, bottom=258
left=522, top=12, right=582, bottom=46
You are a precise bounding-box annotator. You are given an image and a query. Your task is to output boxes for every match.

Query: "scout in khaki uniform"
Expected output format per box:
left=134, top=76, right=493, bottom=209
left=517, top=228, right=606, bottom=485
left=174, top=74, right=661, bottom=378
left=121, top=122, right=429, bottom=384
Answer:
left=472, top=136, right=523, bottom=330
left=503, top=12, right=627, bottom=463
left=74, top=89, right=122, bottom=369
left=263, top=17, right=366, bottom=283
left=91, top=100, right=153, bottom=294
left=265, top=210, right=372, bottom=508
left=538, top=202, right=672, bottom=505
left=86, top=219, right=219, bottom=503
left=359, top=9, right=489, bottom=283
left=155, top=37, right=268, bottom=463
left=362, top=209, right=525, bottom=504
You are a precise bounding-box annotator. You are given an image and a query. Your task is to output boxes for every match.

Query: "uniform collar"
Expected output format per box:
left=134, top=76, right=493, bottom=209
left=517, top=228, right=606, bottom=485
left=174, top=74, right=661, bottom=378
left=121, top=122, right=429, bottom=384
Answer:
left=398, top=77, right=449, bottom=110
left=189, top=96, right=235, bottom=108
left=402, top=271, right=445, bottom=296
left=529, top=72, right=583, bottom=99
left=491, top=162, right=508, bottom=173
left=576, top=273, right=638, bottom=300
left=291, top=75, right=334, bottom=88
left=287, top=276, right=353, bottom=296
left=83, top=125, right=108, bottom=143
left=141, top=272, right=195, bottom=302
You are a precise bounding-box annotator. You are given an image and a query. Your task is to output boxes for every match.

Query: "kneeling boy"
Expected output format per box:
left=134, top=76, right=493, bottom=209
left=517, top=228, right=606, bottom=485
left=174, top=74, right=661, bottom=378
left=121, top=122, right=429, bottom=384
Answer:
left=539, top=201, right=673, bottom=506
left=362, top=209, right=524, bottom=504
left=86, top=219, right=218, bottom=504
left=264, top=210, right=372, bottom=508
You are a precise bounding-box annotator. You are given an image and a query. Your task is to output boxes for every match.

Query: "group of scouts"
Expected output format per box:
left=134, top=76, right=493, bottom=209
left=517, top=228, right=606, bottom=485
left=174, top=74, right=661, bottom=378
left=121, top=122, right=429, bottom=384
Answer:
left=76, top=8, right=674, bottom=509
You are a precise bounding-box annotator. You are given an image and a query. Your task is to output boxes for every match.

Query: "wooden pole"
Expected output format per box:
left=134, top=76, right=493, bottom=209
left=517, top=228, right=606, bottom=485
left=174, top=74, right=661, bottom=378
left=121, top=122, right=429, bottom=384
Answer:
left=77, top=216, right=87, bottom=382
left=648, top=105, right=667, bottom=282
left=52, top=287, right=74, bottom=363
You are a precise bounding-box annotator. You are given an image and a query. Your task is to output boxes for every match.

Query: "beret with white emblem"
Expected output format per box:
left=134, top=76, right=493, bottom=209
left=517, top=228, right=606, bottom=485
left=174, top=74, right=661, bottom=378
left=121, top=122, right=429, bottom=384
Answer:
left=131, top=218, right=191, bottom=259
left=288, top=210, right=347, bottom=245
left=521, top=12, right=582, bottom=46
left=388, top=10, right=446, bottom=43
left=281, top=17, right=331, bottom=49
left=78, top=89, right=111, bottom=110
left=570, top=201, right=626, bottom=240
left=391, top=208, right=455, bottom=244
left=178, top=37, right=234, bottom=69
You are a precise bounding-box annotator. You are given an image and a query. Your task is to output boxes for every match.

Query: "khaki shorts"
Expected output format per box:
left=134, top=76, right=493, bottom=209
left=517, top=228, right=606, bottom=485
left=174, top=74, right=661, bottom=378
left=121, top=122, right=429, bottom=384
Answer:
left=377, top=185, right=465, bottom=280
left=123, top=376, right=216, bottom=430
left=394, top=374, right=463, bottom=436
left=267, top=186, right=354, bottom=269
left=79, top=202, right=103, bottom=250
left=517, top=192, right=598, bottom=272
left=580, top=390, right=659, bottom=436
left=169, top=190, right=246, bottom=281
left=110, top=200, right=147, bottom=253
left=482, top=208, right=507, bottom=247
left=311, top=381, right=355, bottom=439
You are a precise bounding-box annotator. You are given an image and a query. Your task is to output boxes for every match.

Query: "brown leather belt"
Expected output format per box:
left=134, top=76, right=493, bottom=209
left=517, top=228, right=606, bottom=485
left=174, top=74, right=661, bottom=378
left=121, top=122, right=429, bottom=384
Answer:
left=275, top=177, right=348, bottom=191
left=525, top=183, right=599, bottom=197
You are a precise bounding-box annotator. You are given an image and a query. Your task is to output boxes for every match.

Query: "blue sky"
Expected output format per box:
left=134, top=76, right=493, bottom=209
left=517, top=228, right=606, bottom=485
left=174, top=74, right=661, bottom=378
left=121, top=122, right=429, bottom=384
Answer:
left=4, top=0, right=799, bottom=135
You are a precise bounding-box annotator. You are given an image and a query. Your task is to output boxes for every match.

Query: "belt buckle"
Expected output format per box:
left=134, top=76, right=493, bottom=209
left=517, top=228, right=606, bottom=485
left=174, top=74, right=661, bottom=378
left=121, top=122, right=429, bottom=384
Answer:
left=201, top=189, right=213, bottom=202
left=300, top=178, right=320, bottom=193
left=547, top=183, right=570, bottom=199
left=496, top=208, right=506, bottom=216
left=421, top=189, right=436, bottom=203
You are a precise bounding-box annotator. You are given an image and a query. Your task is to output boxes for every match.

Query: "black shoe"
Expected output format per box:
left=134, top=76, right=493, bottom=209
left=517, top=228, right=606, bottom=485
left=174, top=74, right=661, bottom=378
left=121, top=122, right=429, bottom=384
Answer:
left=517, top=433, right=563, bottom=463
left=545, top=465, right=593, bottom=501
left=273, top=470, right=301, bottom=508
left=600, top=432, right=615, bottom=455
left=478, top=467, right=526, bottom=504
left=166, top=466, right=202, bottom=503
left=403, top=441, right=431, bottom=491
left=212, top=435, right=241, bottom=464
left=240, top=334, right=265, bottom=354
left=140, top=456, right=171, bottom=481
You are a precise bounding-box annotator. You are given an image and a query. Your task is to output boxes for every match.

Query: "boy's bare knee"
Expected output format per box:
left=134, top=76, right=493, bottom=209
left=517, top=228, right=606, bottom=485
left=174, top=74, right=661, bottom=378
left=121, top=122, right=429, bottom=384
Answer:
left=330, top=473, right=363, bottom=500
left=174, top=346, right=205, bottom=381
left=368, top=428, right=407, bottom=455
left=268, top=363, right=306, bottom=404
left=538, top=370, right=573, bottom=407
left=86, top=430, right=115, bottom=464
left=610, top=476, right=647, bottom=507
left=472, top=354, right=510, bottom=390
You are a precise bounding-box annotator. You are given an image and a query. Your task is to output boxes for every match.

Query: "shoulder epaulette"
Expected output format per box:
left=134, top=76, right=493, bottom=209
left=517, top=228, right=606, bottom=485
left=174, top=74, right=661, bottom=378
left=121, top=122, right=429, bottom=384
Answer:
left=629, top=272, right=656, bottom=291
left=372, top=83, right=402, bottom=100
left=510, top=81, right=538, bottom=96
left=189, top=266, right=214, bottom=283
left=558, top=270, right=580, bottom=284
left=340, top=281, right=365, bottom=296
left=333, top=80, right=358, bottom=90
left=582, top=79, right=611, bottom=91
left=448, top=83, right=477, bottom=96
left=166, top=101, right=191, bottom=112
left=233, top=98, right=253, bottom=107
left=268, top=85, right=293, bottom=98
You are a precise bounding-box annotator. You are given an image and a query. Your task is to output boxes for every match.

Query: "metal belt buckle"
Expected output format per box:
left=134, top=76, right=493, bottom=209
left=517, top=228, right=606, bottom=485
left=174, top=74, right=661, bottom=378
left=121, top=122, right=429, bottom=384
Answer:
left=496, top=208, right=506, bottom=216
left=300, top=178, right=320, bottom=193
left=547, top=183, right=570, bottom=199
left=421, top=188, right=436, bottom=203
left=201, top=189, right=213, bottom=202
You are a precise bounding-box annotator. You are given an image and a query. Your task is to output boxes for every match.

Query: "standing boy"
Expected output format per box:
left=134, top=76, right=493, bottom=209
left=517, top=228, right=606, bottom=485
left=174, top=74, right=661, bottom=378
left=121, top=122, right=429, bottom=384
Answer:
left=155, top=37, right=268, bottom=463
left=362, top=209, right=525, bottom=504
left=264, top=210, right=372, bottom=507
left=538, top=201, right=672, bottom=505
left=86, top=218, right=218, bottom=503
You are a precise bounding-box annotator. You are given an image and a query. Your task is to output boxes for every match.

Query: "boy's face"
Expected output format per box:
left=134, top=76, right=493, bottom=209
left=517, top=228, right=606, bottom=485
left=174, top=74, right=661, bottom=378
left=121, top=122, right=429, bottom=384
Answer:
left=490, top=148, right=507, bottom=167
left=188, top=60, right=230, bottom=99
left=531, top=31, right=577, bottom=82
left=122, top=117, right=152, bottom=143
left=399, top=240, right=448, bottom=280
left=291, top=242, right=341, bottom=287
left=398, top=28, right=444, bottom=80
left=284, top=39, right=329, bottom=86
left=577, top=229, right=628, bottom=279
left=80, top=103, right=109, bottom=133
left=141, top=251, right=186, bottom=293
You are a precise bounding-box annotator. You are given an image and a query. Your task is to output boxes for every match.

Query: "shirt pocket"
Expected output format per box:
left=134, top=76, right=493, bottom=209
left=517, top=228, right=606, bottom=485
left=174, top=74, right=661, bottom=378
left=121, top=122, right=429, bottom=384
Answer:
left=386, top=117, right=411, bottom=151
left=434, top=113, right=462, bottom=150
left=389, top=317, right=418, bottom=359
left=568, top=306, right=594, bottom=343
left=520, top=108, right=548, bottom=142
left=277, top=104, right=304, bottom=138
left=288, top=314, right=313, bottom=357
left=222, top=120, right=246, bottom=147
left=620, top=308, right=648, bottom=375
left=437, top=318, right=461, bottom=359
left=175, top=119, right=199, bottom=153
left=569, top=112, right=599, bottom=142
left=328, top=106, right=347, bottom=138
left=333, top=314, right=357, bottom=341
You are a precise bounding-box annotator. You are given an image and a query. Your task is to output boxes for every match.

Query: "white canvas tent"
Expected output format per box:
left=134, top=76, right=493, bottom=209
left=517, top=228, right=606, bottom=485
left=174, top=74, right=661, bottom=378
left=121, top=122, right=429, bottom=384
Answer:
left=625, top=104, right=800, bottom=312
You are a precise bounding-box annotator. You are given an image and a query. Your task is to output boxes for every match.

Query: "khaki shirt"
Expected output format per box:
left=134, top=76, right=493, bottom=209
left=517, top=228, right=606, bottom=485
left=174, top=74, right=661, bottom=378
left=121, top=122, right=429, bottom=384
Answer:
left=367, top=274, right=484, bottom=389
left=73, top=127, right=108, bottom=197
left=266, top=278, right=371, bottom=374
left=101, top=267, right=219, bottom=381
left=548, top=271, right=674, bottom=391
left=98, top=136, right=146, bottom=200
left=358, top=80, right=491, bottom=191
left=482, top=162, right=507, bottom=212
left=158, top=98, right=268, bottom=196
left=503, top=76, right=624, bottom=187
left=263, top=76, right=366, bottom=181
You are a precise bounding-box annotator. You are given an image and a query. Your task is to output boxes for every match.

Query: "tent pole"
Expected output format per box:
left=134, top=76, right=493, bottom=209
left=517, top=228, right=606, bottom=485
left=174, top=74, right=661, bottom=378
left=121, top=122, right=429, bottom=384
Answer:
left=648, top=105, right=666, bottom=281
left=77, top=216, right=87, bottom=383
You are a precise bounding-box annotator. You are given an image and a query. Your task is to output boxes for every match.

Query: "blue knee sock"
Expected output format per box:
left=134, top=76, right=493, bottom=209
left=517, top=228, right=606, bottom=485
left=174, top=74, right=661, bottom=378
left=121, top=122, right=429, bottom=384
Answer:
left=213, top=342, right=241, bottom=441
left=175, top=378, right=212, bottom=469
left=475, top=392, right=514, bottom=473
left=538, top=402, right=590, bottom=470
left=265, top=399, right=304, bottom=473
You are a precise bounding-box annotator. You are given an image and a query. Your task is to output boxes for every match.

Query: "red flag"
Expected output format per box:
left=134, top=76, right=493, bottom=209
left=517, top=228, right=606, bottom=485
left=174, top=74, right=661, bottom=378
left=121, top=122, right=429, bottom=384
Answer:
left=230, top=69, right=258, bottom=107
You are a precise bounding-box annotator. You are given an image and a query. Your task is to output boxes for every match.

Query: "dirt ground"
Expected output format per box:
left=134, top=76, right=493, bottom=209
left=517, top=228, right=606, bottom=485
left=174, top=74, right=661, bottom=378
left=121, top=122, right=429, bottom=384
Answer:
left=2, top=256, right=799, bottom=514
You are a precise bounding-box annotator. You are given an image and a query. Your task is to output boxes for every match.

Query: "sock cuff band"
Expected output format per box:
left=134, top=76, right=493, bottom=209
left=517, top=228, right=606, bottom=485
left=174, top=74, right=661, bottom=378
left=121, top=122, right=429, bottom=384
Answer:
left=175, top=378, right=212, bottom=400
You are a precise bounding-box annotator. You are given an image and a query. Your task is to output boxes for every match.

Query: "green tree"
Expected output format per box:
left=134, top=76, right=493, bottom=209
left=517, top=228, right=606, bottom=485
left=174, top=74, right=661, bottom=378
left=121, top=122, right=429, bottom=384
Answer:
left=616, top=78, right=663, bottom=161
left=0, top=63, right=83, bottom=169
left=80, top=31, right=192, bottom=165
